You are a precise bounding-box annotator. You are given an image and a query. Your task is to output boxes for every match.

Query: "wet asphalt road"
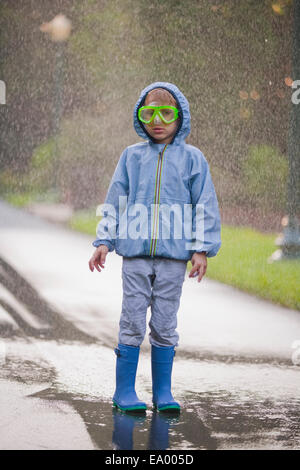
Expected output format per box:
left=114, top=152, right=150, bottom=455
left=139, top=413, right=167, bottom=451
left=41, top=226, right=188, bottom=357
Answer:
left=0, top=200, right=300, bottom=450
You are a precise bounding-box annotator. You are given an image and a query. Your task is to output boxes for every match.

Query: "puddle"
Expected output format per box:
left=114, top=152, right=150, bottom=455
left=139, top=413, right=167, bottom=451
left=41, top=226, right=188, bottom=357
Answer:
left=0, top=337, right=300, bottom=450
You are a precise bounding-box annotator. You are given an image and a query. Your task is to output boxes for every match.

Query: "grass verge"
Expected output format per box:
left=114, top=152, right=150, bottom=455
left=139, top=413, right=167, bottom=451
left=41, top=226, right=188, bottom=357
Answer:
left=68, top=207, right=98, bottom=235
left=189, top=225, right=299, bottom=311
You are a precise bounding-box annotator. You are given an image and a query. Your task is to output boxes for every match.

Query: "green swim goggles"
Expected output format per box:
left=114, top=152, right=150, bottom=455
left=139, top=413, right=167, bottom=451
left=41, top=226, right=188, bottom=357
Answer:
left=138, top=105, right=179, bottom=124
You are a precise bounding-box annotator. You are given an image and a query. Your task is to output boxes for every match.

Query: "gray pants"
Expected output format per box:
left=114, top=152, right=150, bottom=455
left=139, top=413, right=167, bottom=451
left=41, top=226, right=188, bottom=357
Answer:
left=119, top=256, right=187, bottom=347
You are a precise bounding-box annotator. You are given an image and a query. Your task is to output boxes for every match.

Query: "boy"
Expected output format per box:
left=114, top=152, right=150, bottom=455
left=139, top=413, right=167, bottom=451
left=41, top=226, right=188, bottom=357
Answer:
left=89, top=82, right=221, bottom=412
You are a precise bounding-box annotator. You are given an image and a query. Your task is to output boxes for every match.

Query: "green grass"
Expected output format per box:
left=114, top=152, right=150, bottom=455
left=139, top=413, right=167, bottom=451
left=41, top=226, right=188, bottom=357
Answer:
left=4, top=191, right=39, bottom=207
left=5, top=193, right=34, bottom=207
left=187, top=225, right=300, bottom=311
left=2, top=190, right=61, bottom=207
left=68, top=207, right=99, bottom=235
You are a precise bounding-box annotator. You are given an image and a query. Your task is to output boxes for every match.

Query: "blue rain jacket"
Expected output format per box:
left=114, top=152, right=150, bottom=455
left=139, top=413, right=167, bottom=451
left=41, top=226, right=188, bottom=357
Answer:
left=93, top=82, right=221, bottom=261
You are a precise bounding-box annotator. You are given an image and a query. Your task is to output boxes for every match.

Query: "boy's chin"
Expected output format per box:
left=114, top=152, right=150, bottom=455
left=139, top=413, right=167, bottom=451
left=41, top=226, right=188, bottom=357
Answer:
left=151, top=133, right=171, bottom=143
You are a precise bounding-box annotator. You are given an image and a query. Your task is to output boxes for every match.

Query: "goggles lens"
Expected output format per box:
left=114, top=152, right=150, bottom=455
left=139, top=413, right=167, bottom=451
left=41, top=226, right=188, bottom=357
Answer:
left=138, top=106, right=178, bottom=124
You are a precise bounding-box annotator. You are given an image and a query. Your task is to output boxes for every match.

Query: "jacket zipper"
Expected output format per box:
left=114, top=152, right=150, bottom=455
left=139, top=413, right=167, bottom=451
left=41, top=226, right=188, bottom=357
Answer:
left=149, top=144, right=168, bottom=256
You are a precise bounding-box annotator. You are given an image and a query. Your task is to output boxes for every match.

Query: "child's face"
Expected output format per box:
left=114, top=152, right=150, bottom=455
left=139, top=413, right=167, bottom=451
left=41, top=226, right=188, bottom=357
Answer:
left=143, top=94, right=179, bottom=145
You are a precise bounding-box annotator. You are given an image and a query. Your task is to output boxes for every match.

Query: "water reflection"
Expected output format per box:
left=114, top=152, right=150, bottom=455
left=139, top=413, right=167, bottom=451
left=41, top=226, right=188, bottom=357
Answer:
left=112, top=409, right=146, bottom=450
left=111, top=409, right=181, bottom=450
left=147, top=411, right=179, bottom=450
left=29, top=384, right=300, bottom=450
left=28, top=386, right=216, bottom=449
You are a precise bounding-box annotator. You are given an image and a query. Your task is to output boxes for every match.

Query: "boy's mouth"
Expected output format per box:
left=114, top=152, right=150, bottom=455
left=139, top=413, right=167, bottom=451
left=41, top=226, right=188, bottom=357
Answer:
left=153, top=127, right=165, bottom=133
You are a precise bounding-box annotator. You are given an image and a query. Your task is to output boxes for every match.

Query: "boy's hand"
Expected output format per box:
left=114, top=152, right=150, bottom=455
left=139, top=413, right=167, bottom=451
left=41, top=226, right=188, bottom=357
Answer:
left=189, top=252, right=207, bottom=283
left=89, top=245, right=109, bottom=272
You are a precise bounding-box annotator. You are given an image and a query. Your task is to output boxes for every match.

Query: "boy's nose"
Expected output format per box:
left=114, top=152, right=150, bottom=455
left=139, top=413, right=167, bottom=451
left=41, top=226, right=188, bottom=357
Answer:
left=154, top=113, right=162, bottom=124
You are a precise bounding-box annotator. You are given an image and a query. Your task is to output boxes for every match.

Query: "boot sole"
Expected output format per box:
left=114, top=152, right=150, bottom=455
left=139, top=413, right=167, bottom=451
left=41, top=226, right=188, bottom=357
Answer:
left=153, top=404, right=181, bottom=413
left=113, top=401, right=147, bottom=413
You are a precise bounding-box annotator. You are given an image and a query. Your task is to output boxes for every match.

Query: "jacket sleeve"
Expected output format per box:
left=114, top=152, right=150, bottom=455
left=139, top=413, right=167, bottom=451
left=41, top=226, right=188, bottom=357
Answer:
left=92, top=148, right=129, bottom=252
left=189, top=150, right=221, bottom=258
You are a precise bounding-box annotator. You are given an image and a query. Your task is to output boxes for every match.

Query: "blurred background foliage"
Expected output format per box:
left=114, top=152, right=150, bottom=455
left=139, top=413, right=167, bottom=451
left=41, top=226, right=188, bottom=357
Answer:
left=0, top=0, right=295, bottom=227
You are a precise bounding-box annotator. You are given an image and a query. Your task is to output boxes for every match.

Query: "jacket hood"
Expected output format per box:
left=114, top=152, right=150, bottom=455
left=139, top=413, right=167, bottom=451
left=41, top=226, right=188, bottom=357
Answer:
left=133, top=82, right=191, bottom=145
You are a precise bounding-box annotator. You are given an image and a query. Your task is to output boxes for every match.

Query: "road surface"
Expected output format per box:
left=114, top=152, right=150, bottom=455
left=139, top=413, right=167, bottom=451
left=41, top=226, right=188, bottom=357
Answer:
left=0, top=200, right=299, bottom=450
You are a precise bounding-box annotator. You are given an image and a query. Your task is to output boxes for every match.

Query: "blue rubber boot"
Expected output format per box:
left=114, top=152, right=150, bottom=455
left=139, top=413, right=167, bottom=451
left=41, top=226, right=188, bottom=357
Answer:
left=151, top=345, right=180, bottom=412
left=113, top=344, right=147, bottom=412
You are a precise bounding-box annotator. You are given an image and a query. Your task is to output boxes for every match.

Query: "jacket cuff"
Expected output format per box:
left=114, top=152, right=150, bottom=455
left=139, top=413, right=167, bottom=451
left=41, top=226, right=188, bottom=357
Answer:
left=92, top=240, right=115, bottom=252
